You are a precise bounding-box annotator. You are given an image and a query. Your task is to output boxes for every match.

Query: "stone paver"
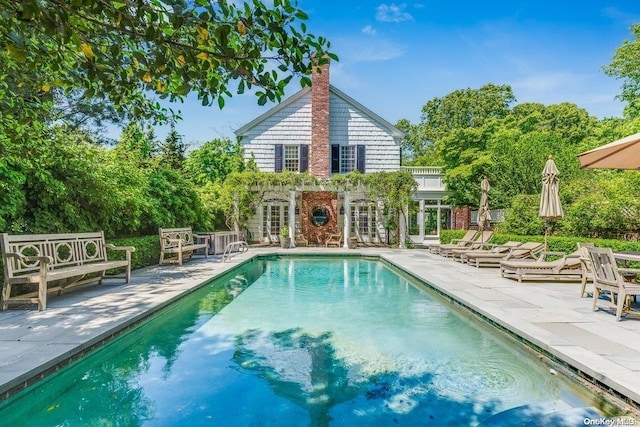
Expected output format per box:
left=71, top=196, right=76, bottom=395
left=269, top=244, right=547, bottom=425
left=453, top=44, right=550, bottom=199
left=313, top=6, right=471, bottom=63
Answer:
left=0, top=247, right=639, bottom=416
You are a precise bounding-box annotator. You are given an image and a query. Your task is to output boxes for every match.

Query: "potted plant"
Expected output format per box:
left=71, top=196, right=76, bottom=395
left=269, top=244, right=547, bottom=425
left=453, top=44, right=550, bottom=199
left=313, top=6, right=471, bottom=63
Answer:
left=280, top=226, right=291, bottom=249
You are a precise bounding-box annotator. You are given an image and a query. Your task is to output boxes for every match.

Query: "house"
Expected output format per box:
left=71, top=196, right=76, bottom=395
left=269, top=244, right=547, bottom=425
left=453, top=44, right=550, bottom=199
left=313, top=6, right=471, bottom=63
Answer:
left=235, top=61, right=449, bottom=246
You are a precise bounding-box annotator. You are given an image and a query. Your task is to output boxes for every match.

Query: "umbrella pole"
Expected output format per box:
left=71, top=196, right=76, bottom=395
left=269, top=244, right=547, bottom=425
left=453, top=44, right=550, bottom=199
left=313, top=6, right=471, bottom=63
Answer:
left=543, top=221, right=549, bottom=251
left=544, top=228, right=548, bottom=251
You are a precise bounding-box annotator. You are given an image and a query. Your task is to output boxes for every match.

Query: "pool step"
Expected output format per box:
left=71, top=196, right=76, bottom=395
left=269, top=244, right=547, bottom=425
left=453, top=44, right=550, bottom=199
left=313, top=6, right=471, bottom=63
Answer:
left=478, top=400, right=602, bottom=426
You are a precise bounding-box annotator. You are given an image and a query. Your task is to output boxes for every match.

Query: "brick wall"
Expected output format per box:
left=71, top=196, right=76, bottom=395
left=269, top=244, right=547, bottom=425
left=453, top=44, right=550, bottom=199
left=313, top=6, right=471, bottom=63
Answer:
left=451, top=206, right=471, bottom=230
left=301, top=191, right=338, bottom=244
left=310, top=60, right=330, bottom=178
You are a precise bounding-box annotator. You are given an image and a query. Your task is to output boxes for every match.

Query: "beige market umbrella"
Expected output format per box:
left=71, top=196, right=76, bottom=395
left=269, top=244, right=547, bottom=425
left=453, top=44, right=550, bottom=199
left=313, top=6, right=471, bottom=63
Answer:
left=539, top=155, right=564, bottom=250
left=477, top=176, right=492, bottom=244
left=577, top=132, right=640, bottom=170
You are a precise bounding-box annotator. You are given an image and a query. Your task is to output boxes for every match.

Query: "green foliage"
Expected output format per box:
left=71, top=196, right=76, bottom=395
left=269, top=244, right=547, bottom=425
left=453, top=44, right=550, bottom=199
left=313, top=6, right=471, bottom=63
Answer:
left=562, top=171, right=640, bottom=239
left=604, top=23, right=640, bottom=118
left=184, top=138, right=246, bottom=186
left=438, top=230, right=640, bottom=255
left=219, top=170, right=416, bottom=238
left=0, top=134, right=28, bottom=231
left=143, top=168, right=210, bottom=234
left=114, top=123, right=159, bottom=167
left=497, top=194, right=545, bottom=236
left=0, top=0, right=335, bottom=134
left=108, top=235, right=161, bottom=270
left=159, top=125, right=187, bottom=170
left=0, top=123, right=220, bottom=236
left=420, top=83, right=515, bottom=143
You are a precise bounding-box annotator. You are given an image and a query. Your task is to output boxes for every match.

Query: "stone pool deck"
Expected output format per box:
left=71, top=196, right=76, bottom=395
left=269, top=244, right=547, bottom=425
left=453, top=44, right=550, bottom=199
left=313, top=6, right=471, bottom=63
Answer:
left=1, top=246, right=639, bottom=417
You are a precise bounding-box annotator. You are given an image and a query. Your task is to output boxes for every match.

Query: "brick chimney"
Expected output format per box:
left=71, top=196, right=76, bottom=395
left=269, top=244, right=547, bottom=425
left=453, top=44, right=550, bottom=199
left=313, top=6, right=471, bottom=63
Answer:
left=310, top=58, right=330, bottom=178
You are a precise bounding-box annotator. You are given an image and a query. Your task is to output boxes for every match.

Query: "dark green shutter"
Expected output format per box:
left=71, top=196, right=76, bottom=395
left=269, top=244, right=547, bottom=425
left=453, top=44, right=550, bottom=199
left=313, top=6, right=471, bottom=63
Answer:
left=331, top=144, right=340, bottom=173
left=300, top=144, right=308, bottom=172
left=356, top=145, right=366, bottom=173
left=275, top=144, right=283, bottom=172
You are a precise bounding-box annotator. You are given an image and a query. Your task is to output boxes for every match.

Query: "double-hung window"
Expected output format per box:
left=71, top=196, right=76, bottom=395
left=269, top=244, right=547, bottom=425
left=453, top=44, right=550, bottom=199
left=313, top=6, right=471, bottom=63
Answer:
left=275, top=144, right=308, bottom=173
left=331, top=144, right=366, bottom=174
left=340, top=146, right=356, bottom=173
left=284, top=145, right=300, bottom=172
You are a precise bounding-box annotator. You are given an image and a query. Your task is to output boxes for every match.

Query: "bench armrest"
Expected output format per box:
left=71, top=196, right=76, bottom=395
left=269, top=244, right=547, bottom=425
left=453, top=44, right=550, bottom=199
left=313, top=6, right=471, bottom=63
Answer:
left=5, top=252, right=53, bottom=265
left=105, top=244, right=136, bottom=253
left=193, top=234, right=211, bottom=244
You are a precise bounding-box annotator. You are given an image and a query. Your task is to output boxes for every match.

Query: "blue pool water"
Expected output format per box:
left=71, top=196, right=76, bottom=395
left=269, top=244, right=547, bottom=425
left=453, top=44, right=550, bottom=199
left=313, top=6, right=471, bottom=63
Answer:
left=0, top=257, right=600, bottom=426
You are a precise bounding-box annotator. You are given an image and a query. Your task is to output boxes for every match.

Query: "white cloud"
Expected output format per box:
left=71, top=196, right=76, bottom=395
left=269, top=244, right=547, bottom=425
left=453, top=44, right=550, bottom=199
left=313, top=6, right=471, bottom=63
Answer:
left=338, top=37, right=406, bottom=63
left=362, top=25, right=377, bottom=36
left=601, top=7, right=639, bottom=25
left=376, top=3, right=413, bottom=23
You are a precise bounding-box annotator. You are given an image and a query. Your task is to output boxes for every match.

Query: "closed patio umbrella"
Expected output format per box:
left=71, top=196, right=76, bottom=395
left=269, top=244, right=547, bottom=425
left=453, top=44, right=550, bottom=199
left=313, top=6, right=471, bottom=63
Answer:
left=478, top=176, right=491, bottom=244
left=539, top=155, right=563, bottom=250
left=577, top=132, right=640, bottom=170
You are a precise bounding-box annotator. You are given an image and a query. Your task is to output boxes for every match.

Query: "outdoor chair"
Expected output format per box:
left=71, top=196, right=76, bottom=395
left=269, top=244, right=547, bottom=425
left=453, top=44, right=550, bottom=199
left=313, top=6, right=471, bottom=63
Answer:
left=587, top=247, right=640, bottom=321
left=458, top=241, right=522, bottom=264
left=500, top=249, right=584, bottom=283
left=439, top=231, right=493, bottom=258
left=325, top=232, right=343, bottom=248
left=428, top=229, right=477, bottom=255
left=577, top=242, right=596, bottom=298
left=295, top=233, right=309, bottom=247
left=467, top=242, right=545, bottom=268
left=447, top=231, right=498, bottom=261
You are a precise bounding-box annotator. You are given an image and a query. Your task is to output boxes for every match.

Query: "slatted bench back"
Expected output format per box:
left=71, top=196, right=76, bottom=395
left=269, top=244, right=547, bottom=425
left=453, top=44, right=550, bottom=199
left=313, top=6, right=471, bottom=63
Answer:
left=159, top=227, right=197, bottom=250
left=1, top=232, right=108, bottom=279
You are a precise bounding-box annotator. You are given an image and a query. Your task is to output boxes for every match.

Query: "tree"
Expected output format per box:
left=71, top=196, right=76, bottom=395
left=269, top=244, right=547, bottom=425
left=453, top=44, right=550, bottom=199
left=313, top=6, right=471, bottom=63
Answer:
left=604, top=23, right=640, bottom=118
left=419, top=83, right=515, bottom=145
left=160, top=125, right=187, bottom=170
left=184, top=138, right=245, bottom=185
left=0, top=0, right=336, bottom=130
left=395, top=118, right=437, bottom=164
left=114, top=122, right=161, bottom=166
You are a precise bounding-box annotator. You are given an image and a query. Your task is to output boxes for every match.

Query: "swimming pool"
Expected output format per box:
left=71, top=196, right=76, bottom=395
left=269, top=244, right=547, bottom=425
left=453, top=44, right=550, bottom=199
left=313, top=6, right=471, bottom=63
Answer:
left=0, top=256, right=603, bottom=425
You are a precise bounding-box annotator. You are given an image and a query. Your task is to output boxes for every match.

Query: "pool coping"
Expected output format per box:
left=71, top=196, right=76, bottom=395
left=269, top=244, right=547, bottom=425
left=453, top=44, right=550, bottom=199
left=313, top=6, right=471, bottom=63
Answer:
left=1, top=247, right=639, bottom=417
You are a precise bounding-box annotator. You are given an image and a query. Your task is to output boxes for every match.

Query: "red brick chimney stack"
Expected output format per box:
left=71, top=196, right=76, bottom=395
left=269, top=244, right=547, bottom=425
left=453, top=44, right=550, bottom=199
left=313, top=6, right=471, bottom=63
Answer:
left=310, top=58, right=331, bottom=178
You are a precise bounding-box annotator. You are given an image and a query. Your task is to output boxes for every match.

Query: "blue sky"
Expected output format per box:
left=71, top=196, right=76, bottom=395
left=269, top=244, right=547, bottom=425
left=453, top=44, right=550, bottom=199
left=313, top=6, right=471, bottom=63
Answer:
left=107, top=1, right=640, bottom=146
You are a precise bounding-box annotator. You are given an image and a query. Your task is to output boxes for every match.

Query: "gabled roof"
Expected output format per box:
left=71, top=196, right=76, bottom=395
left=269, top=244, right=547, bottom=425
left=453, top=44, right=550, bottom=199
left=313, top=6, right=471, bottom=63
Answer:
left=234, top=85, right=404, bottom=139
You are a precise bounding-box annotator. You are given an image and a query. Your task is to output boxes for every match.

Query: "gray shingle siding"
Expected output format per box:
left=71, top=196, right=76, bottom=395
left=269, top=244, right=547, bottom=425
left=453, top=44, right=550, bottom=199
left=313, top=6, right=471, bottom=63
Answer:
left=239, top=87, right=401, bottom=173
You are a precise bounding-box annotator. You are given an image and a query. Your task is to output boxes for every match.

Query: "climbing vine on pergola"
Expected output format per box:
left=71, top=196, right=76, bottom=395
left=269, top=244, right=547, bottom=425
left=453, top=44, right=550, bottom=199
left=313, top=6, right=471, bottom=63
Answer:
left=222, top=169, right=417, bottom=244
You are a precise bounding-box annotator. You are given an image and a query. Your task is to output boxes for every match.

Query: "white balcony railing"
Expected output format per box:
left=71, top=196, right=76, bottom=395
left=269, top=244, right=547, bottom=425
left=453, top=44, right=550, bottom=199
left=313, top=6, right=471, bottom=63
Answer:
left=401, top=166, right=442, bottom=175
left=402, top=166, right=446, bottom=193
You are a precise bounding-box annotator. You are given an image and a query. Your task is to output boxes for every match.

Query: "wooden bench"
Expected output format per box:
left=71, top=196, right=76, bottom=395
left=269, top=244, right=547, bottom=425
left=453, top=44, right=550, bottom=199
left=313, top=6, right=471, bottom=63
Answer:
left=1, top=232, right=135, bottom=311
left=158, top=227, right=210, bottom=266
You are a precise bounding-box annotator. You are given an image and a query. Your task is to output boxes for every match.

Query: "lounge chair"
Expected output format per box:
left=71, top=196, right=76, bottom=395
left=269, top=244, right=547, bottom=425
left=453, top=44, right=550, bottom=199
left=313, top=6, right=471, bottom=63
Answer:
left=457, top=241, right=522, bottom=264
left=440, top=231, right=493, bottom=258
left=587, top=247, right=640, bottom=321
left=448, top=232, right=503, bottom=262
left=428, top=229, right=477, bottom=255
left=467, top=242, right=545, bottom=268
left=325, top=232, right=343, bottom=247
left=500, top=249, right=584, bottom=283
